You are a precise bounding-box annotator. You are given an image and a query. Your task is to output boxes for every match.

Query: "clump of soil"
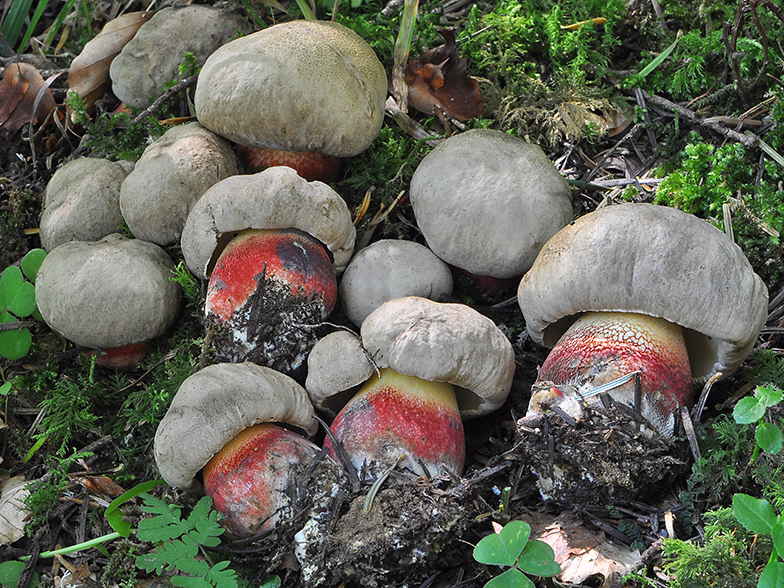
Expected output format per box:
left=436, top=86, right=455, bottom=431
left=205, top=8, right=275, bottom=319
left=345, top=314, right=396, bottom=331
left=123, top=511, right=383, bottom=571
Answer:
left=517, top=402, right=691, bottom=506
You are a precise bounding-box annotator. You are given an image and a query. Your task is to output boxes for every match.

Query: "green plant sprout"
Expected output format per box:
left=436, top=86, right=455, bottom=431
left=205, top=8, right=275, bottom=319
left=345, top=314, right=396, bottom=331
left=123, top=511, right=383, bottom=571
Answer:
left=733, top=494, right=784, bottom=588
left=0, top=248, right=46, bottom=360
left=473, top=520, right=560, bottom=588
left=733, top=385, right=784, bottom=465
left=135, top=493, right=238, bottom=588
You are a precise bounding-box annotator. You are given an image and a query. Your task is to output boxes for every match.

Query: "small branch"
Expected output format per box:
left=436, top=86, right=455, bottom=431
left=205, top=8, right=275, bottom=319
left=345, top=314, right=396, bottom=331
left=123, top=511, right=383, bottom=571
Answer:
left=639, top=90, right=759, bottom=148
left=0, top=320, right=35, bottom=332
left=131, top=74, right=199, bottom=126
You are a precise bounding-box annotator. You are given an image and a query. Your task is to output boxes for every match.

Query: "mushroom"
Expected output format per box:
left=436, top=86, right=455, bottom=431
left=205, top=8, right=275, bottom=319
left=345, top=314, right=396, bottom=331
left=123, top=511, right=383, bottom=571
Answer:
left=516, top=203, right=768, bottom=499
left=306, top=296, right=515, bottom=478
left=40, top=157, right=132, bottom=251
left=193, top=20, right=387, bottom=182
left=338, top=239, right=454, bottom=327
left=119, top=122, right=239, bottom=246
left=409, top=129, right=573, bottom=287
left=35, top=233, right=181, bottom=368
left=180, top=166, right=355, bottom=373
left=153, top=363, right=320, bottom=539
left=109, top=5, right=249, bottom=109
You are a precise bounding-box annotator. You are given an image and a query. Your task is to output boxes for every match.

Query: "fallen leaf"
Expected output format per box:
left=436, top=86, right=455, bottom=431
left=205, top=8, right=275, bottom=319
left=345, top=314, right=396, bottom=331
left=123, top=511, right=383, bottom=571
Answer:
left=404, top=29, right=483, bottom=122
left=76, top=475, right=126, bottom=499
left=526, top=512, right=641, bottom=588
left=67, top=11, right=153, bottom=117
left=0, top=476, right=32, bottom=544
left=0, top=62, right=57, bottom=138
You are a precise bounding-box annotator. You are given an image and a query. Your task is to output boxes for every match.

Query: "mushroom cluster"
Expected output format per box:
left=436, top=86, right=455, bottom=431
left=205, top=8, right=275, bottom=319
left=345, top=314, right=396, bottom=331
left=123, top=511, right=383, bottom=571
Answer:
left=306, top=296, right=516, bottom=479
left=516, top=203, right=768, bottom=500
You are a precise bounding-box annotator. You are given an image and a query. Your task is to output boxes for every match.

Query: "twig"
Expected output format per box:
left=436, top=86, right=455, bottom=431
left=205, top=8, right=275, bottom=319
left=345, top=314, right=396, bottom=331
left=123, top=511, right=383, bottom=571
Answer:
left=131, top=74, right=198, bottom=126
left=639, top=90, right=759, bottom=147
left=0, top=320, right=35, bottom=332
left=609, top=539, right=663, bottom=588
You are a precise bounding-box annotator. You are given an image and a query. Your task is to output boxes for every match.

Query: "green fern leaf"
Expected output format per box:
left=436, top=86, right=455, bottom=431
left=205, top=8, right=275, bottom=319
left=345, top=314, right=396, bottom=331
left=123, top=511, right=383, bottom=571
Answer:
left=137, top=537, right=198, bottom=574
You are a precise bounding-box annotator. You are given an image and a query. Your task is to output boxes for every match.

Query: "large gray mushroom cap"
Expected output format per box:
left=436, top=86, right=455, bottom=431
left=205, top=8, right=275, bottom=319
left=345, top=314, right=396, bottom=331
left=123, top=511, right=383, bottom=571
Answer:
left=306, top=297, right=515, bottom=419
left=517, top=203, right=769, bottom=381
left=120, top=122, right=239, bottom=246
left=410, top=129, right=573, bottom=279
left=180, top=166, right=356, bottom=279
left=35, top=234, right=181, bottom=349
left=154, top=363, right=318, bottom=492
left=193, top=20, right=387, bottom=157
left=40, top=158, right=131, bottom=251
left=109, top=6, right=248, bottom=109
left=339, top=239, right=454, bottom=327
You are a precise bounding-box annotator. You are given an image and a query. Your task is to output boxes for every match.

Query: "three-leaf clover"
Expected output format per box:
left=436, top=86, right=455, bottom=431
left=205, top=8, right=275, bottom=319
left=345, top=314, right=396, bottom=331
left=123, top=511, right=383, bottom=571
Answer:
left=0, top=249, right=47, bottom=360
left=473, top=520, right=561, bottom=588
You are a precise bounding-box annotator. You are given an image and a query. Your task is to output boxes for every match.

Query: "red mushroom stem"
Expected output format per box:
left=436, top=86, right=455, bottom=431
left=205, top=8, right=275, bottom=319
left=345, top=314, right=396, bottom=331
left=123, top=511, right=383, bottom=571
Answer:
left=325, top=367, right=465, bottom=479
left=236, top=147, right=343, bottom=183
left=530, top=311, right=693, bottom=435
left=202, top=423, right=319, bottom=539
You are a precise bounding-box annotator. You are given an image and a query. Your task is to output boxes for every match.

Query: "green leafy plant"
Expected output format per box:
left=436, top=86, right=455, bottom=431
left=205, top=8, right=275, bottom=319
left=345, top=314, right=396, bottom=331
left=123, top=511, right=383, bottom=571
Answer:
left=733, top=494, right=784, bottom=588
left=473, top=520, right=560, bottom=588
left=0, top=248, right=46, bottom=360
left=734, top=385, right=784, bottom=464
left=135, top=493, right=238, bottom=588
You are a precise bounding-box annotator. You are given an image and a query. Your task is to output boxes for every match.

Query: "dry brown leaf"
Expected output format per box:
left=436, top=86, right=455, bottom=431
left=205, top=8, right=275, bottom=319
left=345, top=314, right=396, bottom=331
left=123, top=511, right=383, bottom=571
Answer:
left=0, top=476, right=31, bottom=544
left=0, top=62, right=57, bottom=138
left=404, top=29, right=483, bottom=122
left=67, top=11, right=153, bottom=116
left=527, top=512, right=641, bottom=588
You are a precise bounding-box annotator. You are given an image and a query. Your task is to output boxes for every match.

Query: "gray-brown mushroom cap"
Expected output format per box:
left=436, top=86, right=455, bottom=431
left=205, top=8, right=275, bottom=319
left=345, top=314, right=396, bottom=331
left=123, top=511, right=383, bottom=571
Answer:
left=339, top=239, right=454, bottom=327
left=409, top=129, right=573, bottom=279
left=40, top=158, right=131, bottom=251
left=154, top=363, right=318, bottom=492
left=306, top=297, right=516, bottom=419
left=120, top=122, right=239, bottom=246
left=193, top=20, right=387, bottom=157
left=517, top=203, right=769, bottom=381
left=35, top=234, right=181, bottom=349
left=180, top=166, right=356, bottom=279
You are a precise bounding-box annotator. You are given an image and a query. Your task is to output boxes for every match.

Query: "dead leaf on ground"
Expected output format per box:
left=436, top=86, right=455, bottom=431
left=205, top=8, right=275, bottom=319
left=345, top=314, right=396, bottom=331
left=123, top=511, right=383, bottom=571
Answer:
left=0, top=62, right=58, bottom=138
left=0, top=475, right=32, bottom=544
left=404, top=29, right=483, bottom=122
left=67, top=11, right=153, bottom=118
left=525, top=511, right=641, bottom=588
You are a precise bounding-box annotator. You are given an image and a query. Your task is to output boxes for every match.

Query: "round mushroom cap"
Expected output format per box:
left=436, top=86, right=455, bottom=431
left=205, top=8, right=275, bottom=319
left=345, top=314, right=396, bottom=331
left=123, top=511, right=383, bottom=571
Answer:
left=154, top=363, right=318, bottom=493
left=40, top=158, right=131, bottom=251
left=306, top=330, right=375, bottom=417
left=517, top=203, right=769, bottom=381
left=181, top=166, right=356, bottom=279
left=120, top=122, right=239, bottom=246
left=339, top=239, right=454, bottom=327
left=35, top=233, right=181, bottom=349
left=193, top=20, right=387, bottom=157
left=306, top=297, right=515, bottom=419
left=409, top=129, right=573, bottom=279
left=109, top=5, right=249, bottom=108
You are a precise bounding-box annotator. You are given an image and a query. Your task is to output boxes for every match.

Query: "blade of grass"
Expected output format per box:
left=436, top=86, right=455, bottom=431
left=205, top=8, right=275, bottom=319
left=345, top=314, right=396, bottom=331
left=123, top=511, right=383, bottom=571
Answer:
left=637, top=30, right=682, bottom=79
left=16, top=0, right=50, bottom=52
left=42, top=0, right=77, bottom=50
left=1, top=0, right=35, bottom=51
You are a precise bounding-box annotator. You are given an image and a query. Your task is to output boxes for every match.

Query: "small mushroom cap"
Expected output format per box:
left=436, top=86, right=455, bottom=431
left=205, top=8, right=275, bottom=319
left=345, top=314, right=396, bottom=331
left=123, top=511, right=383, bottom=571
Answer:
left=339, top=239, right=454, bottom=326
left=410, top=129, right=573, bottom=279
left=181, top=166, right=356, bottom=279
left=40, top=158, right=131, bottom=251
left=193, top=20, right=387, bottom=157
left=306, top=330, right=375, bottom=416
left=154, top=363, right=318, bottom=492
left=120, top=122, right=239, bottom=246
left=306, top=297, right=515, bottom=419
left=109, top=6, right=249, bottom=109
left=35, top=234, right=180, bottom=349
left=517, top=203, right=769, bottom=381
